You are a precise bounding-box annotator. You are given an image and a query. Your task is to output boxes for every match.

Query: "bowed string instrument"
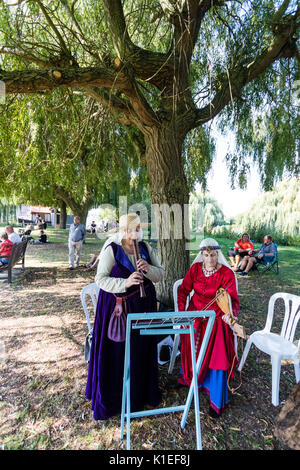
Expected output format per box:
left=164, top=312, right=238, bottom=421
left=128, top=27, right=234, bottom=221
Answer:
left=215, top=287, right=247, bottom=340
left=194, top=285, right=246, bottom=339
left=194, top=285, right=247, bottom=393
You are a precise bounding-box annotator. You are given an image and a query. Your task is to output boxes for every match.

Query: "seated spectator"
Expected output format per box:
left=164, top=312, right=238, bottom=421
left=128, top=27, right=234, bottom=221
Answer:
left=85, top=253, right=99, bottom=271
left=5, top=225, right=21, bottom=244
left=99, top=220, right=106, bottom=232
left=24, top=223, right=34, bottom=235
left=228, top=233, right=255, bottom=271
left=31, top=230, right=48, bottom=244
left=39, top=230, right=47, bottom=243
left=238, top=235, right=276, bottom=277
left=0, top=232, right=13, bottom=266
left=90, top=221, right=97, bottom=234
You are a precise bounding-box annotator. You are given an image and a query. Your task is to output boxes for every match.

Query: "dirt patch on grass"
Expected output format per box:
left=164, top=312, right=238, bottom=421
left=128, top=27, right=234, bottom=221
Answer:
left=0, top=243, right=298, bottom=450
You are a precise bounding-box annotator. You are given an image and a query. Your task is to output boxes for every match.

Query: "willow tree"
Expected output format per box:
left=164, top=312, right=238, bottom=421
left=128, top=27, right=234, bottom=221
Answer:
left=0, top=89, right=145, bottom=225
left=0, top=0, right=299, bottom=303
left=236, top=177, right=300, bottom=244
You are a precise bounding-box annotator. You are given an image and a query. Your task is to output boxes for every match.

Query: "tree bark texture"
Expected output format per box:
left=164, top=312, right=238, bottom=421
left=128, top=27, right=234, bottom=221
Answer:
left=60, top=201, right=67, bottom=229
left=144, top=124, right=190, bottom=305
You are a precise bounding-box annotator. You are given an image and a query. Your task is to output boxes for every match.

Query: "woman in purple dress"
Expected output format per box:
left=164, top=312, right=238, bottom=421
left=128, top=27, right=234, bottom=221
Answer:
left=85, top=213, right=165, bottom=420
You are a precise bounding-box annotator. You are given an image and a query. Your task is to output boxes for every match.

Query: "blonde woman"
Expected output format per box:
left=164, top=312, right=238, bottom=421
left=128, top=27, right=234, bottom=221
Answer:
left=85, top=213, right=164, bottom=420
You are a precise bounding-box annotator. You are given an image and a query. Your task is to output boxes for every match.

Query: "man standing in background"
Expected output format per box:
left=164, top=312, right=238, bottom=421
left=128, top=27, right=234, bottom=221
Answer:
left=68, top=216, right=86, bottom=270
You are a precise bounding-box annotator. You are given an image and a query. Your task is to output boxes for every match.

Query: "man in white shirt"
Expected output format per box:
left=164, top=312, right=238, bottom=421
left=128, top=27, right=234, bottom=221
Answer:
left=5, top=225, right=21, bottom=244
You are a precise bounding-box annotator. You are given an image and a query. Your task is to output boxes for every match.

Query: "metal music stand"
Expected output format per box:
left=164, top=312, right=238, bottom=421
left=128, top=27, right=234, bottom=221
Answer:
left=120, top=310, right=216, bottom=450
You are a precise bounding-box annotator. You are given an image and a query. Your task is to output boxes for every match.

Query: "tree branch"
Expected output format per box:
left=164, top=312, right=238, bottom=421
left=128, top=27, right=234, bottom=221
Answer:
left=35, top=0, right=70, bottom=55
left=0, top=66, right=132, bottom=95
left=194, top=4, right=300, bottom=127
left=102, top=0, right=173, bottom=89
left=84, top=86, right=134, bottom=125
left=0, top=46, right=53, bottom=69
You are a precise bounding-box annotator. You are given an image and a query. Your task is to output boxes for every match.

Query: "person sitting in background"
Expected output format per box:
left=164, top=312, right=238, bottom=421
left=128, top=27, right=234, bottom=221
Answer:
left=24, top=223, right=34, bottom=235
left=39, top=230, right=47, bottom=243
left=0, top=232, right=13, bottom=266
left=30, top=230, right=48, bottom=244
left=238, top=235, right=276, bottom=277
left=85, top=253, right=99, bottom=271
left=227, top=233, right=255, bottom=271
left=90, top=221, right=97, bottom=234
left=5, top=225, right=21, bottom=244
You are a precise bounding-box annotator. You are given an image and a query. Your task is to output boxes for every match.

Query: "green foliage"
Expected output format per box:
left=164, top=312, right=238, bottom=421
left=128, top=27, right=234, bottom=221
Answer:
left=235, top=177, right=300, bottom=245
left=0, top=0, right=298, bottom=195
left=189, top=191, right=226, bottom=233
left=0, top=197, right=19, bottom=224
left=219, top=55, right=300, bottom=190
left=183, top=127, right=215, bottom=191
left=0, top=90, right=145, bottom=217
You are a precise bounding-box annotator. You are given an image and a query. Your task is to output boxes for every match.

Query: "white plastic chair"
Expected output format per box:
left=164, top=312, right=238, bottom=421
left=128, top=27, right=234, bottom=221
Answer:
left=80, top=282, right=100, bottom=361
left=238, top=292, right=300, bottom=406
left=168, top=279, right=194, bottom=374
left=81, top=282, right=100, bottom=331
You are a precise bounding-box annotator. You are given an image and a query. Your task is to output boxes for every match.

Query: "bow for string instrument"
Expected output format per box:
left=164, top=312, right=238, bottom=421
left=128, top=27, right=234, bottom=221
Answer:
left=132, top=239, right=146, bottom=298
left=216, top=288, right=247, bottom=339
left=216, top=287, right=247, bottom=393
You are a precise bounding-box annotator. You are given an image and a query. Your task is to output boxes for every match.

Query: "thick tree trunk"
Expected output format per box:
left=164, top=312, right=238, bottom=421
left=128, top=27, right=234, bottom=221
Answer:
left=144, top=124, right=190, bottom=306
left=74, top=207, right=88, bottom=226
left=60, top=201, right=67, bottom=229
left=55, top=187, right=90, bottom=227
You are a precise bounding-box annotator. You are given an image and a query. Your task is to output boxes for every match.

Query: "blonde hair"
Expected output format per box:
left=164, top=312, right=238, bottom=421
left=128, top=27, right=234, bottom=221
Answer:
left=119, top=213, right=141, bottom=232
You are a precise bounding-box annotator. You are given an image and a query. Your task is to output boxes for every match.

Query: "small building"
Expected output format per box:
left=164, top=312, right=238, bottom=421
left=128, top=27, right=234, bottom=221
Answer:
left=30, top=206, right=53, bottom=224
left=16, top=205, right=60, bottom=227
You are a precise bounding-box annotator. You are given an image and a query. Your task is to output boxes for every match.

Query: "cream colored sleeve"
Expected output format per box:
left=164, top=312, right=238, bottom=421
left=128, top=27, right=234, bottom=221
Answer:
left=94, top=245, right=127, bottom=293
left=143, top=242, right=165, bottom=283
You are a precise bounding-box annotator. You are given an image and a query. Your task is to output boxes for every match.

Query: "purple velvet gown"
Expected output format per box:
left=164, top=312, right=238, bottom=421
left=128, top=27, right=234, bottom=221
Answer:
left=85, top=242, right=161, bottom=420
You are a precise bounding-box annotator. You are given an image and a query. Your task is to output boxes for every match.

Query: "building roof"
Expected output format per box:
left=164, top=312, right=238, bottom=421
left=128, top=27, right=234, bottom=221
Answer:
left=30, top=206, right=53, bottom=214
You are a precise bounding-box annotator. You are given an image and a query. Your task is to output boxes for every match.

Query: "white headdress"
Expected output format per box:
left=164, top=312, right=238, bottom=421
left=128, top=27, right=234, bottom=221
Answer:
left=97, top=213, right=143, bottom=257
left=192, top=237, right=238, bottom=288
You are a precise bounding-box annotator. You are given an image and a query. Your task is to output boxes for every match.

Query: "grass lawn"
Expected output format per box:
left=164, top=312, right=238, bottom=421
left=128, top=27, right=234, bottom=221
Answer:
left=0, top=226, right=299, bottom=450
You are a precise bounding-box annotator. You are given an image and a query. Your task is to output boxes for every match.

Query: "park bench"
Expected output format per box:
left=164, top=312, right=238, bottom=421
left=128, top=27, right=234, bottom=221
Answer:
left=0, top=240, right=28, bottom=283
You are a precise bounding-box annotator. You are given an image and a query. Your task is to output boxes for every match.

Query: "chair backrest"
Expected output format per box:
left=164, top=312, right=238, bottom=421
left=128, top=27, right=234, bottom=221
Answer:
left=273, top=243, right=278, bottom=260
left=265, top=292, right=300, bottom=346
left=80, top=282, right=100, bottom=332
left=8, top=240, right=28, bottom=267
left=260, top=242, right=278, bottom=265
left=173, top=279, right=194, bottom=311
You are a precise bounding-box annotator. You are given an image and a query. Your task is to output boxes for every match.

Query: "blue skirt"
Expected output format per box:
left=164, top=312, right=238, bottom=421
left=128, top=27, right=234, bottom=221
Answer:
left=180, top=367, right=228, bottom=415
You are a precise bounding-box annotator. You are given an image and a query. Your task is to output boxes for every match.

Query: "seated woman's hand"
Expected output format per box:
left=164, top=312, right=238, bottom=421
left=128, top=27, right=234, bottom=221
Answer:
left=125, top=271, right=143, bottom=289
left=136, top=258, right=149, bottom=273
left=222, top=313, right=234, bottom=326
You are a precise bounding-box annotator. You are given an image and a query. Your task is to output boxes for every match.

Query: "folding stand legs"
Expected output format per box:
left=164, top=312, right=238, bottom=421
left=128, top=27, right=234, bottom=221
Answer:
left=180, top=315, right=215, bottom=443
left=120, top=311, right=215, bottom=451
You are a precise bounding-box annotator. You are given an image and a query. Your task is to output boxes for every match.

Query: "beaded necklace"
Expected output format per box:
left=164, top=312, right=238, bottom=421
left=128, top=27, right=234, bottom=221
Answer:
left=202, top=263, right=220, bottom=277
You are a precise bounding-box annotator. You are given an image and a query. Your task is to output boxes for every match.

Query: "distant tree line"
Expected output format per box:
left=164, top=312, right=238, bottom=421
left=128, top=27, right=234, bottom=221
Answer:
left=212, top=178, right=300, bottom=246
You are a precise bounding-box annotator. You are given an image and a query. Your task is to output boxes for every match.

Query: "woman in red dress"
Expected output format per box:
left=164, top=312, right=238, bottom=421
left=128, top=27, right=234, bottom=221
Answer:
left=177, top=238, right=239, bottom=418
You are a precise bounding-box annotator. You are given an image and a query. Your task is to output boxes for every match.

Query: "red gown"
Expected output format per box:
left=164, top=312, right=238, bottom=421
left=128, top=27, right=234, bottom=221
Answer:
left=178, top=262, right=239, bottom=387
